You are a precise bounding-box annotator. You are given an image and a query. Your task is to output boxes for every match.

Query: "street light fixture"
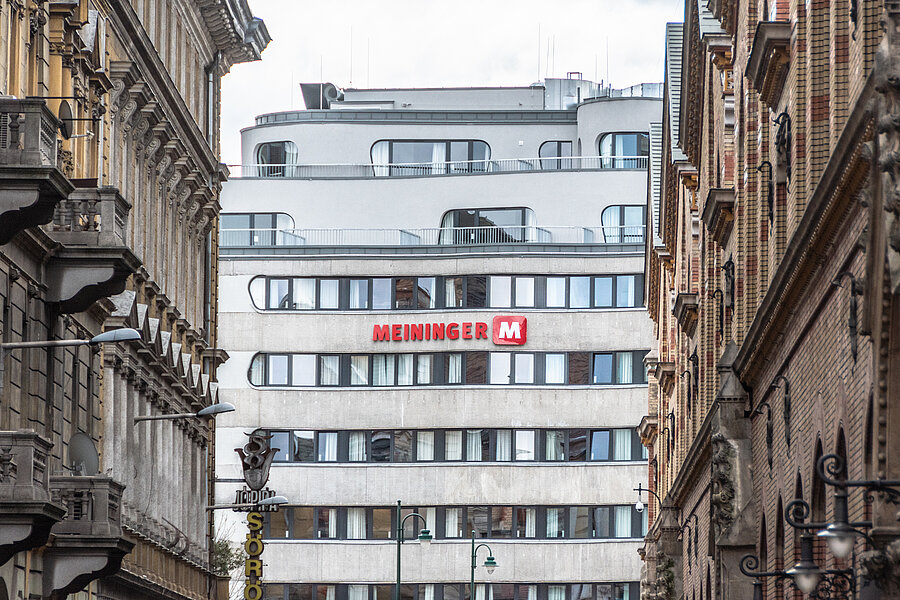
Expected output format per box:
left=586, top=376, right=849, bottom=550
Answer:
left=133, top=402, right=236, bottom=422
left=206, top=495, right=289, bottom=511
left=395, top=500, right=430, bottom=600
left=633, top=483, right=662, bottom=514
left=471, top=529, right=497, bottom=600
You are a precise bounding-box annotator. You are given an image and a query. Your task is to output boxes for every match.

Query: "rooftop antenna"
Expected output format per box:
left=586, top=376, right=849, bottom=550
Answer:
left=320, top=55, right=323, bottom=109
left=537, top=24, right=541, bottom=82
left=349, top=25, right=353, bottom=87
left=594, top=54, right=598, bottom=83
left=544, top=35, right=550, bottom=78
left=367, top=38, right=371, bottom=88
left=606, top=37, right=610, bottom=87
left=290, top=71, right=294, bottom=109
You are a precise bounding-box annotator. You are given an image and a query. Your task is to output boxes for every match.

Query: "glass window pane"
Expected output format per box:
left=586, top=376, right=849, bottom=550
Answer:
left=593, top=354, right=613, bottom=384
left=570, top=506, right=591, bottom=538
left=445, top=277, right=464, bottom=308
left=614, top=506, right=633, bottom=538
left=373, top=508, right=392, bottom=539
left=349, top=431, right=367, bottom=461
left=397, top=354, right=414, bottom=385
left=249, top=277, right=266, bottom=308
left=515, top=354, right=534, bottom=383
left=351, top=355, right=369, bottom=385
left=373, top=278, right=392, bottom=309
left=515, top=508, right=536, bottom=538
left=546, top=277, right=566, bottom=307
left=319, top=279, right=339, bottom=309
left=568, top=352, right=591, bottom=385
left=616, top=275, right=635, bottom=307
left=545, top=354, right=566, bottom=384
left=466, top=276, right=487, bottom=307
left=319, top=355, right=340, bottom=385
left=569, top=429, right=587, bottom=461
left=318, top=587, right=336, bottom=600
left=417, top=431, right=435, bottom=460
left=515, top=430, right=535, bottom=460
left=268, top=279, right=290, bottom=309
left=316, top=509, right=335, bottom=539
left=292, top=508, right=314, bottom=539
left=317, top=432, right=338, bottom=461
left=616, top=352, right=634, bottom=384
left=395, top=278, right=414, bottom=309
left=373, top=354, right=395, bottom=386
left=489, top=276, right=512, bottom=308
left=292, top=355, right=316, bottom=386
left=293, top=279, right=315, bottom=310
left=613, top=429, right=632, bottom=460
left=372, top=431, right=391, bottom=462
left=515, top=277, right=535, bottom=307
left=594, top=277, right=613, bottom=308
left=466, top=352, right=487, bottom=384
left=546, top=507, right=565, bottom=538
left=418, top=277, right=436, bottom=309
left=268, top=355, right=289, bottom=385
left=445, top=353, right=462, bottom=384
left=590, top=431, right=610, bottom=461
left=491, top=507, right=514, bottom=538
left=445, top=431, right=463, bottom=460
left=416, top=354, right=433, bottom=384
left=445, top=508, right=463, bottom=538
left=467, top=506, right=489, bottom=537
left=269, top=431, right=292, bottom=462
left=293, top=431, right=314, bottom=462
left=594, top=508, right=611, bottom=538
left=350, top=279, right=369, bottom=309
left=466, top=430, right=484, bottom=461
left=570, top=276, right=590, bottom=308
left=490, top=353, right=511, bottom=384
left=394, top=430, right=412, bottom=461
left=545, top=430, right=565, bottom=461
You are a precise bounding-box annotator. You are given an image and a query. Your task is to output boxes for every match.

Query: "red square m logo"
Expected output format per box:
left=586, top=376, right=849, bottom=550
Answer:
left=492, top=316, right=527, bottom=345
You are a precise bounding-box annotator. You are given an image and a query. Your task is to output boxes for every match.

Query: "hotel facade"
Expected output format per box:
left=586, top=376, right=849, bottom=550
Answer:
left=215, top=79, right=659, bottom=600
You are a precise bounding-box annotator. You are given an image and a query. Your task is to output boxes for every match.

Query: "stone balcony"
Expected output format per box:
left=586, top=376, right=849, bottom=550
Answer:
left=0, top=431, right=66, bottom=566
left=0, top=98, right=73, bottom=245
left=43, top=476, right=133, bottom=599
left=45, top=186, right=141, bottom=313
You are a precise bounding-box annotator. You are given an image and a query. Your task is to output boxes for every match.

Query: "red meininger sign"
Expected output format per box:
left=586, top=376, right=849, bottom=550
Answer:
left=373, top=316, right=527, bottom=346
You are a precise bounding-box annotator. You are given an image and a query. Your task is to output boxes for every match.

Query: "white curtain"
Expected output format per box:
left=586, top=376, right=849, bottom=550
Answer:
left=323, top=587, right=336, bottom=600
left=373, top=354, right=395, bottom=386
left=490, top=353, right=510, bottom=384
left=475, top=586, right=487, bottom=600
left=431, top=142, right=447, bottom=174
left=349, top=586, right=368, bottom=600
left=445, top=431, right=462, bottom=460
left=515, top=430, right=534, bottom=460
left=602, top=206, right=621, bottom=242
left=445, top=507, right=461, bottom=537
left=292, top=355, right=316, bottom=386
left=548, top=587, right=565, bottom=600
left=447, top=353, right=462, bottom=384
left=545, top=354, right=566, bottom=384
left=546, top=508, right=560, bottom=537
left=398, top=354, right=413, bottom=385
left=546, top=431, right=564, bottom=460
left=617, top=275, right=636, bottom=307
left=417, top=431, right=435, bottom=460
left=249, top=355, right=264, bottom=386
left=616, top=352, right=633, bottom=384
left=347, top=508, right=366, bottom=539
left=614, top=506, right=631, bottom=538
left=522, top=508, right=536, bottom=538
left=284, top=141, right=299, bottom=176
left=546, top=277, right=566, bottom=308
left=423, top=585, right=435, bottom=600
left=320, top=433, right=338, bottom=461
left=524, top=587, right=537, bottom=600
left=495, top=430, right=511, bottom=461
left=417, top=355, right=432, bottom=384
left=328, top=508, right=338, bottom=538
left=320, top=356, right=339, bottom=385
left=515, top=354, right=534, bottom=384
left=372, top=141, right=390, bottom=177
left=613, top=429, right=632, bottom=460
left=293, top=279, right=316, bottom=309
left=320, top=280, right=339, bottom=309
left=467, top=430, right=483, bottom=461
left=349, top=432, right=367, bottom=461
left=423, top=507, right=436, bottom=535
left=351, top=356, right=369, bottom=385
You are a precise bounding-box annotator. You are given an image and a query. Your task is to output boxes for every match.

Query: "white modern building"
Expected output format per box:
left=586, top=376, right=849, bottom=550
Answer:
left=215, top=77, right=660, bottom=600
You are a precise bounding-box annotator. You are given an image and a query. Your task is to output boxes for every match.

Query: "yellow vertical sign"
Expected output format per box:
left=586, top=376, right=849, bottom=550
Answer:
left=244, top=512, right=265, bottom=600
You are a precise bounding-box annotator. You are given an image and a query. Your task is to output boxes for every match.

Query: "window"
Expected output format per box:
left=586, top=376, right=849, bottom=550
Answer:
left=601, top=205, right=645, bottom=243
left=539, top=141, right=573, bottom=169
left=598, top=133, right=649, bottom=168
left=515, top=430, right=535, bottom=460
left=546, top=277, right=566, bottom=308
left=256, top=141, right=299, bottom=177
left=221, top=213, right=295, bottom=247
left=349, top=279, right=369, bottom=309
left=371, top=140, right=490, bottom=177
left=440, top=208, right=535, bottom=244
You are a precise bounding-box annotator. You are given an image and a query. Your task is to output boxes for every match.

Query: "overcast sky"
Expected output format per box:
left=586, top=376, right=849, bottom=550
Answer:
left=220, top=0, right=685, bottom=165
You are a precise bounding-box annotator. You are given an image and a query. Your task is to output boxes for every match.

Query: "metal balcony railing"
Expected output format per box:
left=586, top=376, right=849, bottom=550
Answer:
left=0, top=98, right=59, bottom=168
left=228, top=155, right=649, bottom=179
left=219, top=225, right=645, bottom=248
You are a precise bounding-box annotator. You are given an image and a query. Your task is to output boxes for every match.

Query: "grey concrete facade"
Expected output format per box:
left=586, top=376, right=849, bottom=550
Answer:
left=217, top=80, right=660, bottom=600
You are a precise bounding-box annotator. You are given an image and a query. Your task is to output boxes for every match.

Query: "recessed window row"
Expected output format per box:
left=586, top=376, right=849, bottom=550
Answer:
left=249, top=350, right=649, bottom=388
left=263, top=504, right=648, bottom=541
left=263, top=582, right=640, bottom=600
left=249, top=274, right=645, bottom=311
left=264, top=428, right=646, bottom=463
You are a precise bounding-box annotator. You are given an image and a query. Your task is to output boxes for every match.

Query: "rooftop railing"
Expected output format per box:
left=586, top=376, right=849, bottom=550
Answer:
left=220, top=225, right=645, bottom=248
left=227, top=155, right=648, bottom=179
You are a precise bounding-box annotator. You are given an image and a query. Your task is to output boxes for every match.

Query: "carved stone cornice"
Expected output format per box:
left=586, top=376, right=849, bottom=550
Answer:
left=701, top=187, right=736, bottom=247
left=745, top=21, right=792, bottom=110
left=673, top=292, right=699, bottom=336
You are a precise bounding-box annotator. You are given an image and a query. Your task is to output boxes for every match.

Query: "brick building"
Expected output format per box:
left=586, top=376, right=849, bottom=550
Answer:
left=0, top=3, right=267, bottom=600
left=640, top=0, right=900, bottom=597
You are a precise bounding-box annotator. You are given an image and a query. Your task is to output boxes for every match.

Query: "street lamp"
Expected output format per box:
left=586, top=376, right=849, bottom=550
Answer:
left=471, top=529, right=497, bottom=600
left=133, top=402, right=236, bottom=422
left=395, top=500, right=431, bottom=600
left=0, top=328, right=142, bottom=396
left=633, top=483, right=662, bottom=514
left=206, top=495, right=289, bottom=511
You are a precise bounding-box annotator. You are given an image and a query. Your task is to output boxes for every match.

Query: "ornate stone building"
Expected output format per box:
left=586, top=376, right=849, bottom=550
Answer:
left=641, top=0, right=900, bottom=596
left=0, top=2, right=267, bottom=600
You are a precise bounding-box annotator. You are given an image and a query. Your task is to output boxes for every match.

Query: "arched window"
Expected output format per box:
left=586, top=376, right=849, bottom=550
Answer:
left=439, top=208, right=537, bottom=244
left=598, top=132, right=649, bottom=168
left=601, top=205, right=645, bottom=243
left=539, top=141, right=573, bottom=170
left=256, top=141, right=299, bottom=177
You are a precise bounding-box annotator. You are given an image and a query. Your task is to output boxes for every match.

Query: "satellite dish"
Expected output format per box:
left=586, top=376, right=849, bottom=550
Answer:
left=68, top=432, right=99, bottom=476
left=58, top=101, right=73, bottom=140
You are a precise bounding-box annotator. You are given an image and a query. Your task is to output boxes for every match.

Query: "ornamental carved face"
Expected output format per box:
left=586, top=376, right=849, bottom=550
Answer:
left=236, top=431, right=279, bottom=491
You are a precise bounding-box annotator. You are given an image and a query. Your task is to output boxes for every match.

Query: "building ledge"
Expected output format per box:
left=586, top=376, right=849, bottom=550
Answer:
left=673, top=292, right=700, bottom=336
left=638, top=414, right=659, bottom=442
left=655, top=362, right=676, bottom=394
left=701, top=188, right=735, bottom=247
left=45, top=245, right=141, bottom=314
left=746, top=22, right=792, bottom=110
